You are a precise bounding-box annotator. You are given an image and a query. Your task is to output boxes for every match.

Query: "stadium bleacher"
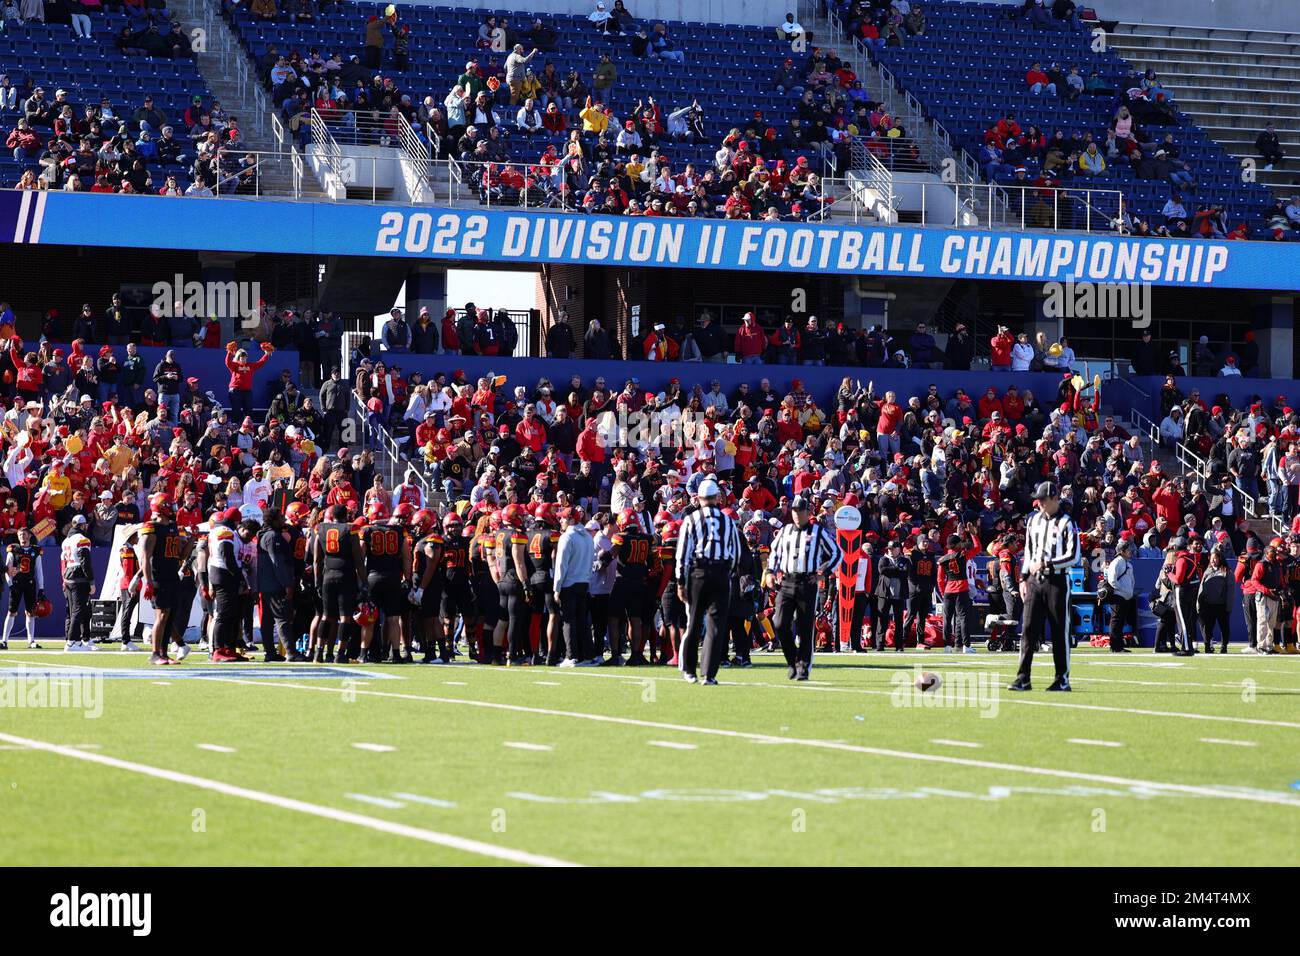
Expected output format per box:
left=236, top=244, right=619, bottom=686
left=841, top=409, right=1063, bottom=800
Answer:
left=219, top=0, right=839, bottom=179
left=834, top=0, right=1276, bottom=235
left=0, top=9, right=220, bottom=192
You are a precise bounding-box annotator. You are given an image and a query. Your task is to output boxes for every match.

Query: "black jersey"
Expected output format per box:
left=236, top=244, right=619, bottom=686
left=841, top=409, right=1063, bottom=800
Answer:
left=440, top=530, right=471, bottom=582
left=141, top=519, right=183, bottom=580
left=363, top=523, right=406, bottom=577
left=907, top=548, right=938, bottom=595
left=612, top=529, right=654, bottom=582
left=525, top=526, right=560, bottom=585
left=6, top=543, right=41, bottom=580
left=495, top=526, right=527, bottom=579
left=414, top=532, right=444, bottom=583
left=319, top=521, right=359, bottom=574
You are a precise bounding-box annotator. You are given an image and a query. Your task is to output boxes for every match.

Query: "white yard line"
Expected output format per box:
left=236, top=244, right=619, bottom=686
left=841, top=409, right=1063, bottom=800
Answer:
left=0, top=730, right=578, bottom=867
left=344, top=793, right=407, bottom=809
left=1067, top=738, right=1125, bottom=748
left=647, top=740, right=698, bottom=750
left=448, top=662, right=1300, bottom=731
left=533, top=681, right=562, bottom=686
left=1199, top=738, right=1258, bottom=748
left=930, top=739, right=983, bottom=748
left=196, top=743, right=237, bottom=754
left=503, top=742, right=553, bottom=752
left=392, top=792, right=457, bottom=808
left=352, top=743, right=397, bottom=753
left=196, top=676, right=1300, bottom=809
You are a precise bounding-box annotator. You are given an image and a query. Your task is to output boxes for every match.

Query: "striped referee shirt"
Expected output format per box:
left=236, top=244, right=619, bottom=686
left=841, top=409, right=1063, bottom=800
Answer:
left=1021, top=509, right=1080, bottom=576
left=768, top=522, right=842, bottom=577
left=675, top=504, right=741, bottom=579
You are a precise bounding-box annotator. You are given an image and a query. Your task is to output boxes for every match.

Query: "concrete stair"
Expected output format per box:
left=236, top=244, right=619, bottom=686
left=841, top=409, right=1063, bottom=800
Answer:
left=1107, top=23, right=1300, bottom=199
left=171, top=0, right=327, bottom=198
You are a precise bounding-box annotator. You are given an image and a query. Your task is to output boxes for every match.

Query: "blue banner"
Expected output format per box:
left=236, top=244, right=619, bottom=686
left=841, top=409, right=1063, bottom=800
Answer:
left=11, top=192, right=1300, bottom=291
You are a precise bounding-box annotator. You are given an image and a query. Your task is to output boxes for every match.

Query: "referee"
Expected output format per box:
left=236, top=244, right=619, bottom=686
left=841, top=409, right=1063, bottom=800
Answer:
left=765, top=495, right=841, bottom=680
left=675, top=477, right=740, bottom=685
left=1011, top=481, right=1078, bottom=692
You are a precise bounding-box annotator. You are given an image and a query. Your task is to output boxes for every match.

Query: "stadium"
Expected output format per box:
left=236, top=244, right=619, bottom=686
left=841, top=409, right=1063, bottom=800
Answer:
left=0, top=0, right=1298, bottom=883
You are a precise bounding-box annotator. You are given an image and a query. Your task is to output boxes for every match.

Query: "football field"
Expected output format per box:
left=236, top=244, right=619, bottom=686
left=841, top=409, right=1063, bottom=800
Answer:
left=1, top=647, right=1298, bottom=867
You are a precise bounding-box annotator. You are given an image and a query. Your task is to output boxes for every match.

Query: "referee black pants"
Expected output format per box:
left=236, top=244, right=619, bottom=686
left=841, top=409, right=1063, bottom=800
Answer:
left=774, top=578, right=819, bottom=670
left=1016, top=574, right=1069, bottom=684
left=680, top=566, right=730, bottom=679
left=1172, top=585, right=1199, bottom=654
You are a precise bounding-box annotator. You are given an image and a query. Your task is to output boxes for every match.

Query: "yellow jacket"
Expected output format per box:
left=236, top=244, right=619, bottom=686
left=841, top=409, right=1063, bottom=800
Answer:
left=580, top=103, right=608, bottom=135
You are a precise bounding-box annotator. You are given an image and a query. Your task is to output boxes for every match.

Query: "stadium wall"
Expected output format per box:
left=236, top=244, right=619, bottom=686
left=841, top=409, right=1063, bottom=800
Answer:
left=38, top=346, right=304, bottom=408
left=1129, top=376, right=1300, bottom=420
left=366, top=352, right=1083, bottom=413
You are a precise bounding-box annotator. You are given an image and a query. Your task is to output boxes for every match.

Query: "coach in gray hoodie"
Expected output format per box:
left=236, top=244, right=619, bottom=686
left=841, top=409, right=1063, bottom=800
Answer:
left=553, top=508, right=598, bottom=666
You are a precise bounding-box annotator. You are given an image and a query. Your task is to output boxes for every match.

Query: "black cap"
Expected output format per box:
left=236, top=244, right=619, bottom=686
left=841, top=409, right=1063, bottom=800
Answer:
left=790, top=494, right=811, bottom=512
left=1034, top=480, right=1059, bottom=500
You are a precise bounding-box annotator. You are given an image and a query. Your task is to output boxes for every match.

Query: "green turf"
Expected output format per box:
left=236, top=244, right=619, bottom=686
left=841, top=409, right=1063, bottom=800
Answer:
left=1, top=645, right=1298, bottom=866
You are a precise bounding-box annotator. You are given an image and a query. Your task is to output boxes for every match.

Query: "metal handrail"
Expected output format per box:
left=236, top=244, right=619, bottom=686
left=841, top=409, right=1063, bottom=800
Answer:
left=350, top=389, right=436, bottom=504
left=1136, top=403, right=1281, bottom=533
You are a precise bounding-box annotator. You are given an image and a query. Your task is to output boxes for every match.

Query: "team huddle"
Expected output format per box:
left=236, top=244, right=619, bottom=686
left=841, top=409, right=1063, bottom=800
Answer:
left=123, top=491, right=772, bottom=669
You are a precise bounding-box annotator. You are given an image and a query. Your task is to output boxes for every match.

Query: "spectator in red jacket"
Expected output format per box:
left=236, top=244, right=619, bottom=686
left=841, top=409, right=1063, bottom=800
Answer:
left=733, top=312, right=766, bottom=365
left=10, top=339, right=43, bottom=403
left=225, top=342, right=273, bottom=420
left=875, top=390, right=903, bottom=456
left=977, top=387, right=1003, bottom=421
left=576, top=417, right=606, bottom=468
left=515, top=405, right=547, bottom=452
left=7, top=119, right=41, bottom=159
left=1025, top=63, right=1056, bottom=95
left=441, top=309, right=461, bottom=353
left=990, top=326, right=1014, bottom=368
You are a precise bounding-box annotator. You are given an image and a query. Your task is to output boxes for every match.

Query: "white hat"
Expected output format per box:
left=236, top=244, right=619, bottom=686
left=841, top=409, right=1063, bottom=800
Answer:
left=697, top=478, right=721, bottom=498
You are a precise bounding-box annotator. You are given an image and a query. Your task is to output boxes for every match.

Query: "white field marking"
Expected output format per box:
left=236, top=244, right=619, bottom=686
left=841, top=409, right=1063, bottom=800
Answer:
left=72, top=744, right=101, bottom=750
left=196, top=676, right=1300, bottom=808
left=345, top=793, right=406, bottom=809
left=392, top=792, right=457, bottom=808
left=503, top=741, right=553, bottom=752
left=151, top=681, right=172, bottom=686
left=1199, top=738, right=1259, bottom=748
left=445, top=659, right=1300, bottom=731
left=1068, top=738, right=1125, bottom=748
left=0, top=730, right=579, bottom=867
left=444, top=681, right=468, bottom=686
left=930, top=739, right=983, bottom=748
left=196, top=743, right=237, bottom=754
left=748, top=650, right=1300, bottom=677
left=533, top=681, right=562, bottom=686
left=352, top=743, right=396, bottom=753
left=647, top=740, right=698, bottom=750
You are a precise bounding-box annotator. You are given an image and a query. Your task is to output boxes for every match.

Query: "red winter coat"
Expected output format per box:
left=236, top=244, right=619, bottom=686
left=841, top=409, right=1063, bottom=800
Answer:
left=226, top=350, right=271, bottom=393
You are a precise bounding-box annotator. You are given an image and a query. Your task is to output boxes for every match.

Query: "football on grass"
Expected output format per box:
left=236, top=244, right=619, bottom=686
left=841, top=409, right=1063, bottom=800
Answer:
left=915, top=671, right=942, bottom=693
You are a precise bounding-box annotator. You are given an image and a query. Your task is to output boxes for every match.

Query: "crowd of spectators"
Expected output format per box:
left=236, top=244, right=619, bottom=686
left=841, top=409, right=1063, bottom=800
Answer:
left=246, top=2, right=930, bottom=220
